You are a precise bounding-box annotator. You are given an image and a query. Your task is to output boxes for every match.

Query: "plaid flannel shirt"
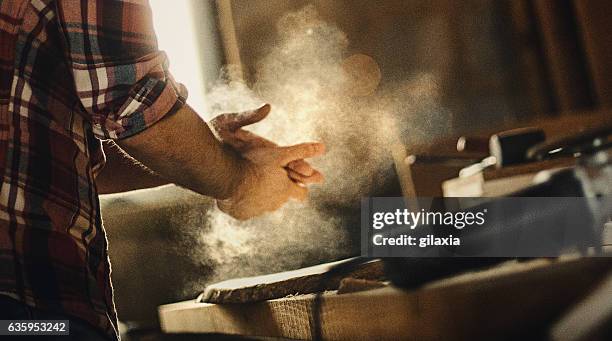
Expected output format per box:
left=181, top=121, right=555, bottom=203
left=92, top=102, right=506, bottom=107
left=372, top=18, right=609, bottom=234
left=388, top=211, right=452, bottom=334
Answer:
left=0, top=0, right=187, bottom=339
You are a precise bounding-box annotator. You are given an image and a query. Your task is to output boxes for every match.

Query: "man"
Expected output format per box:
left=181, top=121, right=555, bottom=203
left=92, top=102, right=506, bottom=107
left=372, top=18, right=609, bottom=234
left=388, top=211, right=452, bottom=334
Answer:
left=0, top=0, right=324, bottom=339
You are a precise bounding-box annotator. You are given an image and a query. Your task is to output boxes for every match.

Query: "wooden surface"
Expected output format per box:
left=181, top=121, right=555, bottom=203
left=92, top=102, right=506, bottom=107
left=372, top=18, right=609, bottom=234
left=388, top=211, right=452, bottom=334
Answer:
left=200, top=258, right=384, bottom=304
left=442, top=157, right=576, bottom=197
left=160, top=256, right=612, bottom=340
left=551, top=272, right=612, bottom=341
left=216, top=0, right=244, bottom=78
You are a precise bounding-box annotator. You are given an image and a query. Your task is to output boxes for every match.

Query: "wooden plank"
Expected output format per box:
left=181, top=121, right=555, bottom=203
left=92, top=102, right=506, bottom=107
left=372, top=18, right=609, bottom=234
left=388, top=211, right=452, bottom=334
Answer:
left=551, top=272, right=612, bottom=340
left=215, top=0, right=244, bottom=79
left=200, top=258, right=384, bottom=304
left=160, top=257, right=612, bottom=340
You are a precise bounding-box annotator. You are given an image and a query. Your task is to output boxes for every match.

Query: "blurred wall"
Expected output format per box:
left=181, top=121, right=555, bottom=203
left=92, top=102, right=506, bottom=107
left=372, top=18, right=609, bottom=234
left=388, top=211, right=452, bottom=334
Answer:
left=191, top=0, right=224, bottom=87
left=225, top=0, right=534, bottom=134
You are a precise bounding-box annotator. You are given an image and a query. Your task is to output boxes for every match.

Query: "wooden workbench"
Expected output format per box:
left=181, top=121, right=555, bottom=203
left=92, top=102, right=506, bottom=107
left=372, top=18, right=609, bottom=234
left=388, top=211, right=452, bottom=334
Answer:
left=159, top=256, right=612, bottom=340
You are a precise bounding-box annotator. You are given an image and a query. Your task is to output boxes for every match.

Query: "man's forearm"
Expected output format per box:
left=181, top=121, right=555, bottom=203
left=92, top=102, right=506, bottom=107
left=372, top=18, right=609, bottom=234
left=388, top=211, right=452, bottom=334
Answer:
left=117, top=104, right=250, bottom=199
left=96, top=141, right=169, bottom=194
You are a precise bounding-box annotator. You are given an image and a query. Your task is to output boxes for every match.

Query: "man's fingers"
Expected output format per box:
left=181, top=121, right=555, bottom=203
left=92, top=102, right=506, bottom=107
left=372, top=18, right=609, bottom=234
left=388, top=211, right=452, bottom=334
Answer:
left=278, top=143, right=326, bottom=165
left=289, top=182, right=308, bottom=202
left=287, top=160, right=314, bottom=176
left=287, top=168, right=324, bottom=184
left=234, top=129, right=277, bottom=148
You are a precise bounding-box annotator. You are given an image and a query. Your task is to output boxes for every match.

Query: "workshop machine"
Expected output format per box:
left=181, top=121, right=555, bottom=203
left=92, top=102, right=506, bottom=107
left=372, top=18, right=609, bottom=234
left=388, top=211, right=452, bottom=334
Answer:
left=386, top=122, right=612, bottom=289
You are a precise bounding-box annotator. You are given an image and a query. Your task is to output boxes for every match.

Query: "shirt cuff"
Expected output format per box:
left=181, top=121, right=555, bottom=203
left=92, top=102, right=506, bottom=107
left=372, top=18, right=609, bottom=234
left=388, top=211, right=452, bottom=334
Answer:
left=90, top=52, right=189, bottom=140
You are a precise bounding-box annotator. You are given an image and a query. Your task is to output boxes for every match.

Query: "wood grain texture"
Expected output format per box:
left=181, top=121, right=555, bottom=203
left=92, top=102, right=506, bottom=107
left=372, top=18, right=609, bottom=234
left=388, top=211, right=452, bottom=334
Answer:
left=336, top=278, right=387, bottom=294
left=160, top=257, right=612, bottom=340
left=200, top=258, right=384, bottom=304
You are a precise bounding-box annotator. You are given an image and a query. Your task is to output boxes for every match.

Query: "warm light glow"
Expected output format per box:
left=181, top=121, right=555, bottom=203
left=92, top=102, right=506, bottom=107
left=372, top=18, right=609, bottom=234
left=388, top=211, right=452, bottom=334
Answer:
left=150, top=0, right=206, bottom=114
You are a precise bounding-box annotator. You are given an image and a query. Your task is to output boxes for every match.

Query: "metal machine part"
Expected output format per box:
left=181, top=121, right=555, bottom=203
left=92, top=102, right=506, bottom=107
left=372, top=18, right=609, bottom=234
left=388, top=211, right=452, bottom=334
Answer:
left=489, top=127, right=546, bottom=167
left=527, top=123, right=612, bottom=161
left=387, top=127, right=612, bottom=289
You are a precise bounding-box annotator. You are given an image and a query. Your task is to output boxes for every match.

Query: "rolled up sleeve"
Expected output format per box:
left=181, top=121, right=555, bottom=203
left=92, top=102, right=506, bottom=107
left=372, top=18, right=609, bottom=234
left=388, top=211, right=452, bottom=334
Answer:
left=56, top=0, right=187, bottom=139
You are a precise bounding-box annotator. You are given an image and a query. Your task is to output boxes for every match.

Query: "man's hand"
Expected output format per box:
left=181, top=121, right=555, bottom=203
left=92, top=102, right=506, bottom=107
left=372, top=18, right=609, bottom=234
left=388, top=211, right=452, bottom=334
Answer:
left=210, top=104, right=324, bottom=185
left=218, top=142, right=325, bottom=220
left=118, top=103, right=326, bottom=221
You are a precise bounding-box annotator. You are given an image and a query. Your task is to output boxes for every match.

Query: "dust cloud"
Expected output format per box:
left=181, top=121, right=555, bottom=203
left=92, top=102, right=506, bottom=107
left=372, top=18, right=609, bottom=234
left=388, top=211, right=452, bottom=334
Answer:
left=180, top=5, right=450, bottom=293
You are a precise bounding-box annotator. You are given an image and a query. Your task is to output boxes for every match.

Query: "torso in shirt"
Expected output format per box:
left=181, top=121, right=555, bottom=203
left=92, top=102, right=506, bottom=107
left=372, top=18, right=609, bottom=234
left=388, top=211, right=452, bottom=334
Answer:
left=0, top=1, right=187, bottom=339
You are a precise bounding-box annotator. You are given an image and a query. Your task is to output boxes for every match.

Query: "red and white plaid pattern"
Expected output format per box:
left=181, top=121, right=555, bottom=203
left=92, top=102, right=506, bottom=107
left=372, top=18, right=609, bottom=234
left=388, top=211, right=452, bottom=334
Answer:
left=0, top=1, right=187, bottom=339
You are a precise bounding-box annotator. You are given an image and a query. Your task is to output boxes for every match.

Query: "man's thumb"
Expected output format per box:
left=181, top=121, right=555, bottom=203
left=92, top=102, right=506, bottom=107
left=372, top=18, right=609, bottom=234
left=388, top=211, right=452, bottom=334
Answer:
left=234, top=104, right=271, bottom=129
